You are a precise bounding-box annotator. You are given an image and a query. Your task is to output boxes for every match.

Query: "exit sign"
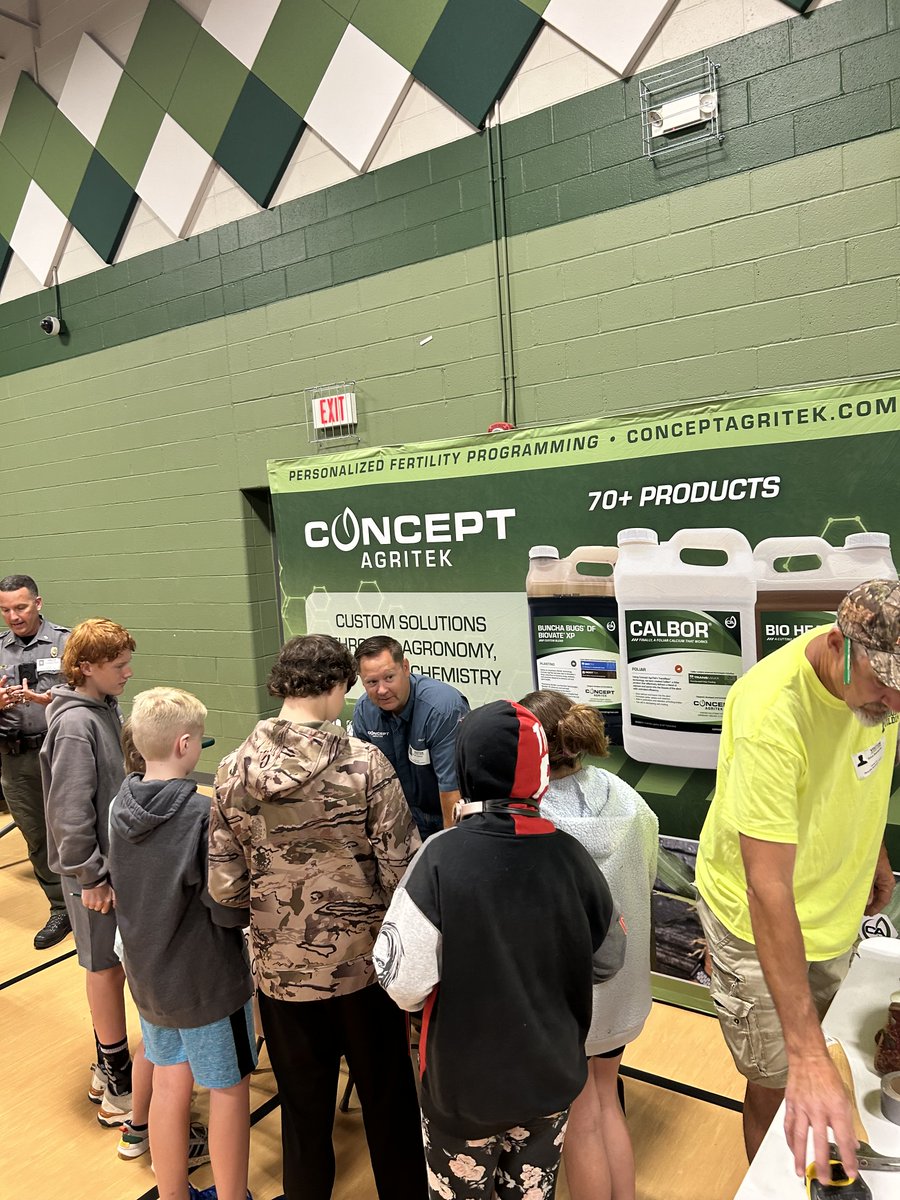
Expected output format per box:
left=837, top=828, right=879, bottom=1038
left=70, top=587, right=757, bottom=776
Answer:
left=312, top=391, right=357, bottom=430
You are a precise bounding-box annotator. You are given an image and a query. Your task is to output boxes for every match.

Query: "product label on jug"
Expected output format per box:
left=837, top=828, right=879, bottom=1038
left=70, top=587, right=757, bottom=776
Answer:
left=623, top=608, right=742, bottom=734
left=532, top=614, right=620, bottom=709
left=759, top=609, right=836, bottom=657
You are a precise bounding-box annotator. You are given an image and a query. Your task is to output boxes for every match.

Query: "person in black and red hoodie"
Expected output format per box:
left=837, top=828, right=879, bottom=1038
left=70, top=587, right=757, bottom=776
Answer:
left=373, top=699, right=625, bottom=1200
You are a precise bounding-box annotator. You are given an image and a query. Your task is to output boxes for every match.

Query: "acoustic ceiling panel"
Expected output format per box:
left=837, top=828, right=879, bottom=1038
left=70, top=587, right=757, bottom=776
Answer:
left=542, top=0, right=677, bottom=77
left=69, top=151, right=138, bottom=263
left=413, top=0, right=542, bottom=129
left=124, top=0, right=201, bottom=109
left=352, top=0, right=447, bottom=70
left=56, top=35, right=124, bottom=146
left=167, top=27, right=249, bottom=157
left=0, top=142, right=31, bottom=240
left=95, top=74, right=167, bottom=191
left=9, top=181, right=72, bottom=285
left=32, top=109, right=93, bottom=215
left=215, top=73, right=306, bottom=208
left=304, top=24, right=412, bottom=172
left=253, top=0, right=347, bottom=118
left=0, top=73, right=56, bottom=175
left=135, top=114, right=216, bottom=239
left=202, top=0, right=281, bottom=69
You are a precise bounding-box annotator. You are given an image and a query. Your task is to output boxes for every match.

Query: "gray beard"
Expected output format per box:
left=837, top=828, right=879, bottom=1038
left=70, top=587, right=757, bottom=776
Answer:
left=850, top=706, right=888, bottom=727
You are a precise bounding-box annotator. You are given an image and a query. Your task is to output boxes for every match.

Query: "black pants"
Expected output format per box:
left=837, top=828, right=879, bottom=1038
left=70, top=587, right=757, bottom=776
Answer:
left=258, top=984, right=426, bottom=1200
left=1, top=747, right=64, bottom=911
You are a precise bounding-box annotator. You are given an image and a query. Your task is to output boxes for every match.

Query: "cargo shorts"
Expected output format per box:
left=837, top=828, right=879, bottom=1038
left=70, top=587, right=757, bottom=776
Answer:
left=696, top=895, right=852, bottom=1089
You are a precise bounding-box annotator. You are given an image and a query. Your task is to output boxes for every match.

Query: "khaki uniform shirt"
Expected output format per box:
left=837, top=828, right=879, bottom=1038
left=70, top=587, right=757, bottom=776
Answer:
left=0, top=618, right=69, bottom=738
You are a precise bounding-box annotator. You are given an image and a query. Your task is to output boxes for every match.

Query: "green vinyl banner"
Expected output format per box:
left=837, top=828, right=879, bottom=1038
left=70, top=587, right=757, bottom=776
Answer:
left=270, top=377, right=899, bottom=701
left=268, top=379, right=900, bottom=1005
left=269, top=375, right=900, bottom=767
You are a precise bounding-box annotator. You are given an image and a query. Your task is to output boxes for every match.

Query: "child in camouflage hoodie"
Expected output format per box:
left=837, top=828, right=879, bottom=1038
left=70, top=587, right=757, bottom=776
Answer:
left=209, top=634, right=426, bottom=1200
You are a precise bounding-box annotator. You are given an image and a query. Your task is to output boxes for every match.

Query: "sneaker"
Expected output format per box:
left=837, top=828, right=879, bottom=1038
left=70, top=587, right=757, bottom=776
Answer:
left=34, top=910, right=71, bottom=950
left=147, top=1123, right=211, bottom=1175
left=187, top=1122, right=211, bottom=1168
left=187, top=1189, right=253, bottom=1200
left=98, top=1087, right=133, bottom=1126
left=117, top=1119, right=149, bottom=1160
left=88, top=1062, right=108, bottom=1105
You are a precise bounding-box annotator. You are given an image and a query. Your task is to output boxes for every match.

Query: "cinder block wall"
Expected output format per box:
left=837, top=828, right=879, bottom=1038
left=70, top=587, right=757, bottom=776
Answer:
left=0, top=0, right=897, bottom=769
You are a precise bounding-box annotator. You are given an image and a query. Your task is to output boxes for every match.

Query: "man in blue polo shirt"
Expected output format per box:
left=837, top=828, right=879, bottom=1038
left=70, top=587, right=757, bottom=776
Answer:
left=351, top=636, right=468, bottom=839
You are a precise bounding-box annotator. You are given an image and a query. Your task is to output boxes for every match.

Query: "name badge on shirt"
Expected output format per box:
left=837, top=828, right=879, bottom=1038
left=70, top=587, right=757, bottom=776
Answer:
left=852, top=736, right=885, bottom=780
left=36, top=658, right=60, bottom=674
left=408, top=745, right=431, bottom=766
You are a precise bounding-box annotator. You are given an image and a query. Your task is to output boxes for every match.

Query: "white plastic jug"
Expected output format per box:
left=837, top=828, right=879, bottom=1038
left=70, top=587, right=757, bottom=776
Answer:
left=753, top=533, right=897, bottom=657
left=615, top=527, right=756, bottom=770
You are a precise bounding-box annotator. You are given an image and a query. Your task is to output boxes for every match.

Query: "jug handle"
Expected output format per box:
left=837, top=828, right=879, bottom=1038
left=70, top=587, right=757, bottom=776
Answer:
left=753, top=537, right=829, bottom=571
left=568, top=546, right=618, bottom=565
left=667, top=528, right=753, bottom=564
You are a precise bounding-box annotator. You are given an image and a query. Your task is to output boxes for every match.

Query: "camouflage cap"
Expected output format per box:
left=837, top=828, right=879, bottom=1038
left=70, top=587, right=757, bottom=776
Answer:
left=836, top=579, right=900, bottom=689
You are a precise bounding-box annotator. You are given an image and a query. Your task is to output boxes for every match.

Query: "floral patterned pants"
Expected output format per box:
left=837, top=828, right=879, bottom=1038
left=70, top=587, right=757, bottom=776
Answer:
left=422, top=1110, right=569, bottom=1199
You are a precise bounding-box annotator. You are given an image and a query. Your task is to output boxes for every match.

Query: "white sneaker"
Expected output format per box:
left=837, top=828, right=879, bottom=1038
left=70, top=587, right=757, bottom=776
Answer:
left=117, top=1119, right=150, bottom=1160
left=98, top=1087, right=133, bottom=1127
left=88, top=1062, right=107, bottom=1105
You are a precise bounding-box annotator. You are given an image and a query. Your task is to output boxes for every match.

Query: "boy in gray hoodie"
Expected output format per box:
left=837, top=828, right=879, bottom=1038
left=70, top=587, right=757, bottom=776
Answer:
left=109, top=687, right=254, bottom=1200
left=41, top=617, right=136, bottom=1125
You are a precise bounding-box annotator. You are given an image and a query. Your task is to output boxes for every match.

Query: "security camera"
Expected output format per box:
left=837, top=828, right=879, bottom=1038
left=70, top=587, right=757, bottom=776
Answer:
left=40, top=315, right=65, bottom=336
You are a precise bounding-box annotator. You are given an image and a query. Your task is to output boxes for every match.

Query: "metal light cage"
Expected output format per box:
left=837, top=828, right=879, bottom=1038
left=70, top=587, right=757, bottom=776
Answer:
left=640, top=55, right=723, bottom=160
left=304, top=380, right=360, bottom=450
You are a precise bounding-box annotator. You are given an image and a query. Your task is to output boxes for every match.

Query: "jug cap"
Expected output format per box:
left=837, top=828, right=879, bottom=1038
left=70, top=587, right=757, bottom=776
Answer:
left=844, top=532, right=891, bottom=549
left=529, top=545, right=559, bottom=559
left=617, top=528, right=658, bottom=546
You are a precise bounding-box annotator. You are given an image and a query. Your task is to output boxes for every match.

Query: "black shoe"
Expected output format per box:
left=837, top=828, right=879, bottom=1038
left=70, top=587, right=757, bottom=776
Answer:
left=34, top=911, right=71, bottom=950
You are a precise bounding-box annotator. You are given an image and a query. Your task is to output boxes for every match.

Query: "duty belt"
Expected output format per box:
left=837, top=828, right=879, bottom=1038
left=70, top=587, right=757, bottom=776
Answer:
left=0, top=733, right=45, bottom=754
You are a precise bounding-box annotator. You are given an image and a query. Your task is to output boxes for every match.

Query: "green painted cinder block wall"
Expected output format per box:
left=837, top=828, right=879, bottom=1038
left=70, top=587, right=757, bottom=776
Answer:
left=1, top=0, right=898, bottom=769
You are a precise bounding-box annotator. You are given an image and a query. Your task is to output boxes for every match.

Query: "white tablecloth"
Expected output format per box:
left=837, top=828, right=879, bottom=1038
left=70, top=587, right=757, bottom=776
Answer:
left=734, top=938, right=900, bottom=1199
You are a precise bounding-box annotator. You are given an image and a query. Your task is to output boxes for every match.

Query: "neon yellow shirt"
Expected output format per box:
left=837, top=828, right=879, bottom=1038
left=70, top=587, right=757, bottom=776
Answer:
left=696, top=628, right=897, bottom=960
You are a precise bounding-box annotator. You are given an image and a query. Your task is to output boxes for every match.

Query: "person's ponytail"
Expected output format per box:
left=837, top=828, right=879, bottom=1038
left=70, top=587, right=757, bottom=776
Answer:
left=518, top=689, right=609, bottom=770
left=558, top=703, right=609, bottom=761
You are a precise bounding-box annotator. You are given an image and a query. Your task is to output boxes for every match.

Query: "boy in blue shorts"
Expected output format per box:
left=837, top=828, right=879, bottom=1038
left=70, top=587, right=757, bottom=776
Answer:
left=109, top=687, right=255, bottom=1200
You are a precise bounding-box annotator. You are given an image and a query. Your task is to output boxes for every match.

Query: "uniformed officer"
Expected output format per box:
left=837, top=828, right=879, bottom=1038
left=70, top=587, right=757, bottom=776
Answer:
left=0, top=574, right=71, bottom=949
left=351, top=636, right=469, bottom=839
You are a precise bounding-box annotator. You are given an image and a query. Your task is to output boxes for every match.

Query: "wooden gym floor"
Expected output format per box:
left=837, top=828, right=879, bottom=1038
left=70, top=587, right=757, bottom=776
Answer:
left=1, top=817, right=749, bottom=1200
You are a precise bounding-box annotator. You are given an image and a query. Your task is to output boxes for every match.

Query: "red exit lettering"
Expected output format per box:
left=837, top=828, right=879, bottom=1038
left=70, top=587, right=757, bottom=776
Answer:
left=318, top=394, right=346, bottom=425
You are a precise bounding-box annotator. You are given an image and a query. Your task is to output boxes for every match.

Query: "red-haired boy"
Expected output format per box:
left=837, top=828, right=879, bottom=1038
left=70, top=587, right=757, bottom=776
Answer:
left=41, top=618, right=136, bottom=1125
